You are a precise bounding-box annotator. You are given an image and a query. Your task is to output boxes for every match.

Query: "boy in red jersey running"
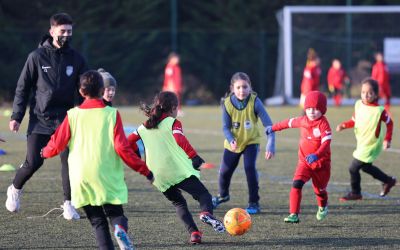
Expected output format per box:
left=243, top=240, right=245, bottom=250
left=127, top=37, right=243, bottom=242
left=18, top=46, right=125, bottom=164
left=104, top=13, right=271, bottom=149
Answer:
left=267, top=91, right=331, bottom=223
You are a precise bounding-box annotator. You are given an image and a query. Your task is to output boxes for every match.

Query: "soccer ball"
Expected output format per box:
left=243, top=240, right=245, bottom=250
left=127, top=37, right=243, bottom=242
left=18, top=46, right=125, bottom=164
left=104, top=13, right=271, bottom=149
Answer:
left=223, top=208, right=252, bottom=236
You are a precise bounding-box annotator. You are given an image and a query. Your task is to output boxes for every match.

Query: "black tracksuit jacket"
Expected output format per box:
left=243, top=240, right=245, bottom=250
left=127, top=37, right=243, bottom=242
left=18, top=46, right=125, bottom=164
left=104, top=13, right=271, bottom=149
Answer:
left=11, top=35, right=88, bottom=134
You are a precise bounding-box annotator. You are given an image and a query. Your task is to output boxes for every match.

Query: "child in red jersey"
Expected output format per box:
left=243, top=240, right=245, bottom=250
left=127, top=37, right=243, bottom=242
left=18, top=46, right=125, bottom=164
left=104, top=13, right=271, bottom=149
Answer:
left=327, top=59, right=349, bottom=107
left=371, top=52, right=391, bottom=111
left=163, top=52, right=183, bottom=115
left=337, top=78, right=395, bottom=201
left=300, top=49, right=321, bottom=108
left=267, top=91, right=331, bottom=223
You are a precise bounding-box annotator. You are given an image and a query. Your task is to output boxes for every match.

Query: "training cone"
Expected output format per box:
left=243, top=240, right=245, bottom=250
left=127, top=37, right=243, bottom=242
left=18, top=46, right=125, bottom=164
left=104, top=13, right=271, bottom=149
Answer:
left=0, top=149, right=7, bottom=155
left=3, top=109, right=11, bottom=117
left=201, top=162, right=215, bottom=169
left=0, top=164, right=15, bottom=172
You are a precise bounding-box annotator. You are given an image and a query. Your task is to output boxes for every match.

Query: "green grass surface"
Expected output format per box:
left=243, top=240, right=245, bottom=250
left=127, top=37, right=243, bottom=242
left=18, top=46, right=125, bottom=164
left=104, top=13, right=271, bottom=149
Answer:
left=0, top=105, right=399, bottom=249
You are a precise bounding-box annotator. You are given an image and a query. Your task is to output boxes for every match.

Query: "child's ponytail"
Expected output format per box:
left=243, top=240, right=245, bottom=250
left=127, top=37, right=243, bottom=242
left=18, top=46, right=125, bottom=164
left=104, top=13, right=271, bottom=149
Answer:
left=141, top=91, right=178, bottom=129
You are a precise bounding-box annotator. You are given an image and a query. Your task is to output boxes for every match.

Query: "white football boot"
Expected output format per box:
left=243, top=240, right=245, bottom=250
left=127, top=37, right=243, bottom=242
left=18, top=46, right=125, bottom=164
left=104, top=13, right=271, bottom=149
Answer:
left=63, top=200, right=80, bottom=220
left=5, top=184, right=22, bottom=212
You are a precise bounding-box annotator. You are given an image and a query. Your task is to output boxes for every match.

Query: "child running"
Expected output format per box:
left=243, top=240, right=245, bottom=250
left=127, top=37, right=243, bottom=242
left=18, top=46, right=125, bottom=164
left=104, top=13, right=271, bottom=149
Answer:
left=267, top=91, right=331, bottom=223
left=212, top=72, right=275, bottom=214
left=127, top=91, right=225, bottom=245
left=42, top=70, right=153, bottom=250
left=337, top=78, right=396, bottom=201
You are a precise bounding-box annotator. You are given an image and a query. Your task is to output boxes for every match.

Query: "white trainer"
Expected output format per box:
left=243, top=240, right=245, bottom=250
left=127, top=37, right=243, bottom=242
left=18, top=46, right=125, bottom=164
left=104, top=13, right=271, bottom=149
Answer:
left=63, top=200, right=80, bottom=220
left=5, top=184, right=22, bottom=212
left=114, top=224, right=135, bottom=250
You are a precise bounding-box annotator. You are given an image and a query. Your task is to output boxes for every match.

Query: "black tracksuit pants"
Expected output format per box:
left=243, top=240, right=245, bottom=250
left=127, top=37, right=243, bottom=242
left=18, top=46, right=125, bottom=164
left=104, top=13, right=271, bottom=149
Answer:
left=13, top=133, right=71, bottom=200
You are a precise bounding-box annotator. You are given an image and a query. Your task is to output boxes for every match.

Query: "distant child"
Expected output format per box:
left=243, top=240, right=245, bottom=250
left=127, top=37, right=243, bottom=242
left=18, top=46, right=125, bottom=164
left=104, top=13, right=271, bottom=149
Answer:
left=267, top=91, right=331, bottom=223
left=371, top=52, right=391, bottom=111
left=300, top=48, right=321, bottom=108
left=42, top=70, right=154, bottom=250
left=337, top=78, right=396, bottom=201
left=327, top=59, right=349, bottom=106
left=212, top=72, right=275, bottom=215
left=98, top=68, right=117, bottom=106
left=127, top=91, right=225, bottom=245
left=163, top=52, right=183, bottom=116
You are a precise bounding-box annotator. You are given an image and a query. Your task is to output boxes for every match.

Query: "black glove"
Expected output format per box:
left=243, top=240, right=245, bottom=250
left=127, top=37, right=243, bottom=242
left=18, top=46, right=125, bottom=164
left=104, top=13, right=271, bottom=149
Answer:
left=146, top=171, right=154, bottom=181
left=192, top=155, right=205, bottom=170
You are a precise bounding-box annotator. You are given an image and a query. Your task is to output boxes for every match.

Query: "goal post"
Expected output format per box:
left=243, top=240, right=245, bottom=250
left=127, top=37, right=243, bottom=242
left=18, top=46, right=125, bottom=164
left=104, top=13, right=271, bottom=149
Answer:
left=272, top=5, right=400, bottom=105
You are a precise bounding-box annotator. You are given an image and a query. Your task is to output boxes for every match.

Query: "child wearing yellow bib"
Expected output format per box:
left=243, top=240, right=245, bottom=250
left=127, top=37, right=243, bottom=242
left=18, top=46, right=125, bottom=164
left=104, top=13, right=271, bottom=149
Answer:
left=337, top=78, right=396, bottom=201
left=212, top=72, right=275, bottom=214
left=42, top=70, right=153, bottom=250
left=128, top=91, right=225, bottom=245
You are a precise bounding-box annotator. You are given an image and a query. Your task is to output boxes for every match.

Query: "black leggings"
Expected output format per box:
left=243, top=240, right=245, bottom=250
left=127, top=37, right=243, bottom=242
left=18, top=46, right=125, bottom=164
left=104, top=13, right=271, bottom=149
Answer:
left=13, top=133, right=71, bottom=200
left=163, top=176, right=213, bottom=234
left=349, top=158, right=392, bottom=194
left=83, top=204, right=127, bottom=250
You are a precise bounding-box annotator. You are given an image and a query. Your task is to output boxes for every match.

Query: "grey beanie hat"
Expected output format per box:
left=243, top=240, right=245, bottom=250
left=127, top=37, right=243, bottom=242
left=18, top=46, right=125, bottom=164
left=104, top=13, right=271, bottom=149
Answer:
left=97, top=68, right=117, bottom=88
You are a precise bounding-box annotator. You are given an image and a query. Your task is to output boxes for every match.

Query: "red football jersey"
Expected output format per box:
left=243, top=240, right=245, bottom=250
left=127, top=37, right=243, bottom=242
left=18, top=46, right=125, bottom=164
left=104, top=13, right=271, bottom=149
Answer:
left=272, top=116, right=331, bottom=169
left=163, top=62, right=182, bottom=94
left=301, top=64, right=321, bottom=94
left=371, top=61, right=391, bottom=97
left=327, top=67, right=346, bottom=89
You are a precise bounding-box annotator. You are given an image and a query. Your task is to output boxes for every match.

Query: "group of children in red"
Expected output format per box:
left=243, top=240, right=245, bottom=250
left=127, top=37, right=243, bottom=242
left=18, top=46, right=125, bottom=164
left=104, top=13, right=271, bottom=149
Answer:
left=300, top=49, right=392, bottom=110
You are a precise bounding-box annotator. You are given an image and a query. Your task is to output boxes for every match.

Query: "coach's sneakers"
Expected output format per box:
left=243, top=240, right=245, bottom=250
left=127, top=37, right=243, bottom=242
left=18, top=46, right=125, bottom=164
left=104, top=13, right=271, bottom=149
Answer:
left=316, top=206, right=328, bottom=221
left=5, top=184, right=22, bottom=212
left=212, top=195, right=230, bottom=209
left=199, top=212, right=225, bottom=233
left=339, top=192, right=362, bottom=201
left=190, top=231, right=202, bottom=244
left=114, top=224, right=135, bottom=250
left=284, top=213, right=300, bottom=223
left=63, top=200, right=80, bottom=220
left=246, top=202, right=261, bottom=214
left=380, top=177, right=396, bottom=197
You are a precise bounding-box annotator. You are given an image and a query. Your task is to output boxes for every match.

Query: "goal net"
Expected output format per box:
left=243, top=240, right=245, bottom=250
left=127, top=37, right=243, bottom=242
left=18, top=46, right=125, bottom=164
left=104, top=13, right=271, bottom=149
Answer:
left=272, top=6, right=400, bottom=105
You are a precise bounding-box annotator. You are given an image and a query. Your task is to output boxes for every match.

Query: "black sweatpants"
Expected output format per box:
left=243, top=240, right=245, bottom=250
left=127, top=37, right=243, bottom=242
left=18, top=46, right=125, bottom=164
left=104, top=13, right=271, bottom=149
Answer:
left=163, top=176, right=213, bottom=234
left=349, top=158, right=392, bottom=194
left=13, top=133, right=72, bottom=200
left=83, top=204, right=128, bottom=250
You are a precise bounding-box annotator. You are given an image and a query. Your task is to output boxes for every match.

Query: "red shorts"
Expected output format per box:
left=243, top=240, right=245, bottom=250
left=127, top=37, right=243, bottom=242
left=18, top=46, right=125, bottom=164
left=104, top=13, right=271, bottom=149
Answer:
left=293, top=161, right=331, bottom=191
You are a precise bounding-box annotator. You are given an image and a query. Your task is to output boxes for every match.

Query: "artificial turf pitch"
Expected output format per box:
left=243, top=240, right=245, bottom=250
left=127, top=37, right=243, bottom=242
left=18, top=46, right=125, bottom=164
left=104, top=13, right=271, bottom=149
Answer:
left=0, top=105, right=399, bottom=249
